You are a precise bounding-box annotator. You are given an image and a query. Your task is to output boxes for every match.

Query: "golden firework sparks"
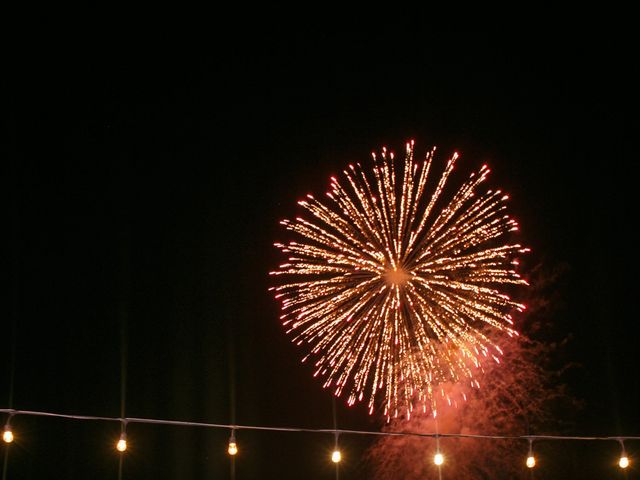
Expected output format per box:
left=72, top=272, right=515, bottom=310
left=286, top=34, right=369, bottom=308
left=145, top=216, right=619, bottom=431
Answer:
left=270, top=141, right=528, bottom=418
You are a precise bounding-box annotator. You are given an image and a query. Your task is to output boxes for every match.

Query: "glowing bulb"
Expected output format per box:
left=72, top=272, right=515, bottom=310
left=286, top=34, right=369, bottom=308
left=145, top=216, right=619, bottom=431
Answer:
left=228, top=441, right=238, bottom=456
left=116, top=433, right=127, bottom=452
left=434, top=452, right=444, bottom=466
left=228, top=442, right=238, bottom=456
left=227, top=433, right=238, bottom=456
left=3, top=427, right=13, bottom=444
left=228, top=430, right=238, bottom=456
left=619, top=455, right=629, bottom=469
left=526, top=455, right=536, bottom=468
left=331, top=450, right=341, bottom=463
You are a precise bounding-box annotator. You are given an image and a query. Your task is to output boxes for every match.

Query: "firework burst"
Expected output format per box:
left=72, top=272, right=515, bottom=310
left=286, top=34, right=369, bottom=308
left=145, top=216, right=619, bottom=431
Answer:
left=270, top=141, right=528, bottom=418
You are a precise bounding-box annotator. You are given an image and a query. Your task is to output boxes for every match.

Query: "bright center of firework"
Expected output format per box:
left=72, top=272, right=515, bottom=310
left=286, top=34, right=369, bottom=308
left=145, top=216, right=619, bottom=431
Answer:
left=383, top=266, right=411, bottom=286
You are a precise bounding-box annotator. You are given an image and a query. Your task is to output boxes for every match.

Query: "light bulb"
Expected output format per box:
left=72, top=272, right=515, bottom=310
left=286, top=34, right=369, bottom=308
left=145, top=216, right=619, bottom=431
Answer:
left=228, top=440, right=238, bottom=456
left=434, top=452, right=444, bottom=466
left=3, top=427, right=13, bottom=444
left=331, top=450, right=341, bottom=463
left=619, top=455, right=629, bottom=469
left=116, top=433, right=127, bottom=452
left=227, top=430, right=238, bottom=456
left=526, top=455, right=536, bottom=468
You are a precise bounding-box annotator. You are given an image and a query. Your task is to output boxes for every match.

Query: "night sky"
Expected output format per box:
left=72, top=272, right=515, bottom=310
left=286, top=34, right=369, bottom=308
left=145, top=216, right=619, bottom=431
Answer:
left=3, top=32, right=638, bottom=479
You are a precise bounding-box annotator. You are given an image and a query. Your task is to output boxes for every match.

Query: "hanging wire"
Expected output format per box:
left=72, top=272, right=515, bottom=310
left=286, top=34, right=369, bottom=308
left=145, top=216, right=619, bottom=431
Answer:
left=526, top=438, right=536, bottom=469
left=118, top=306, right=128, bottom=480
left=434, top=437, right=443, bottom=479
left=227, top=320, right=237, bottom=480
left=332, top=396, right=340, bottom=479
left=2, top=332, right=15, bottom=480
left=618, top=439, right=630, bottom=469
left=4, top=223, right=19, bottom=480
left=1, top=408, right=639, bottom=443
left=433, top=409, right=443, bottom=480
left=117, top=233, right=130, bottom=480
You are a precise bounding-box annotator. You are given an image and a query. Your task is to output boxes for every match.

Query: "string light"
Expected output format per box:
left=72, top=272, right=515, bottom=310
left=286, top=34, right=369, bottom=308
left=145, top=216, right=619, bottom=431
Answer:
left=1, top=407, right=638, bottom=471
left=228, top=430, right=238, bottom=456
left=331, top=431, right=341, bottom=463
left=331, top=449, right=341, bottom=463
left=618, top=440, right=629, bottom=469
left=116, top=431, right=127, bottom=452
left=433, top=432, right=444, bottom=466
left=116, top=421, right=128, bottom=453
left=3, top=422, right=13, bottom=444
left=526, top=439, right=536, bottom=468
left=526, top=454, right=536, bottom=468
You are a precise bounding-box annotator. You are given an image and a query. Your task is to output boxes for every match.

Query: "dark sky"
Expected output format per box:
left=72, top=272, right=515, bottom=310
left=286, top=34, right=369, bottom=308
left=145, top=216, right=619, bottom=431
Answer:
left=3, top=31, right=638, bottom=479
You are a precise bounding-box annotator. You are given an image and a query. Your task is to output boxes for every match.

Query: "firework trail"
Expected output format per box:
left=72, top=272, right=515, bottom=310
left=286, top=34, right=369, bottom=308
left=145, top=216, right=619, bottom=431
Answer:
left=270, top=141, right=528, bottom=418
